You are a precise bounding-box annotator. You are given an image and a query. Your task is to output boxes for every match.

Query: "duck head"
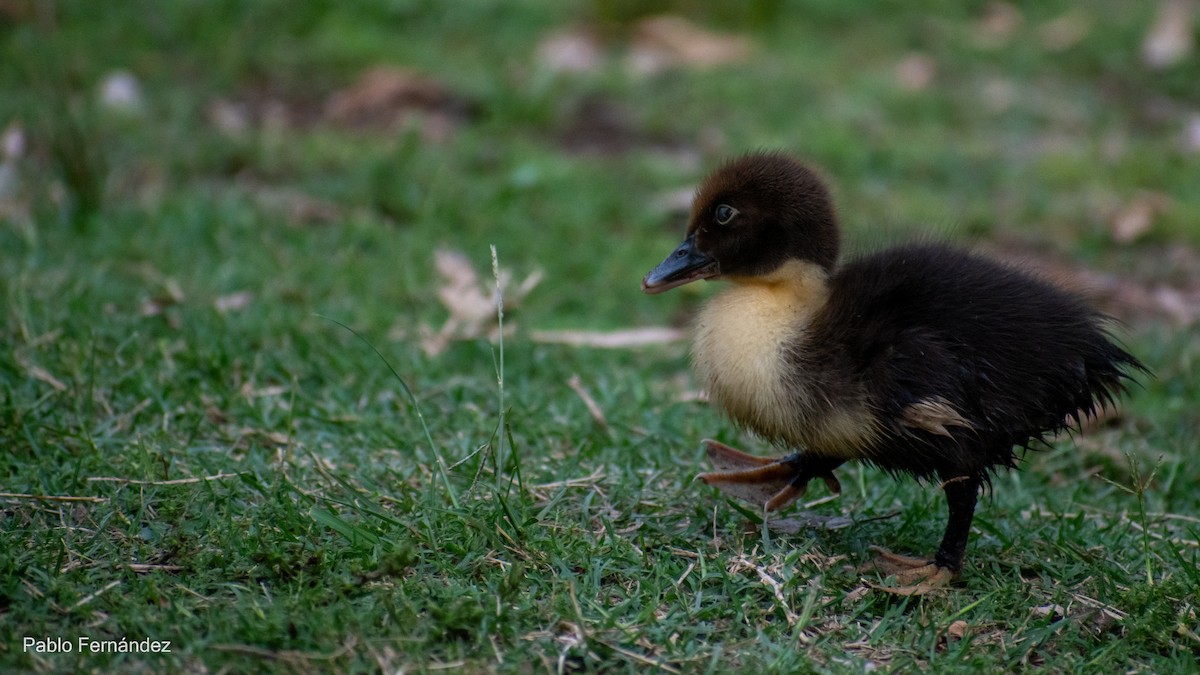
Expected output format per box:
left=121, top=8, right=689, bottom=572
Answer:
left=641, top=152, right=840, bottom=294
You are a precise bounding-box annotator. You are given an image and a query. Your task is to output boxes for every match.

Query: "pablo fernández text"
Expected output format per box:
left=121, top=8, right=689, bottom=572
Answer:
left=24, top=636, right=172, bottom=655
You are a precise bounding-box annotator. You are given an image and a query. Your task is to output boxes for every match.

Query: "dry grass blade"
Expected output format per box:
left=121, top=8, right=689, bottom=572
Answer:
left=593, top=638, right=681, bottom=673
left=729, top=554, right=799, bottom=626
left=67, top=580, right=121, bottom=612
left=212, top=637, right=358, bottom=664
left=567, top=374, right=608, bottom=428
left=86, top=472, right=241, bottom=486
left=17, top=356, right=67, bottom=391
left=531, top=469, right=606, bottom=492
left=0, top=492, right=108, bottom=503
left=531, top=327, right=685, bottom=348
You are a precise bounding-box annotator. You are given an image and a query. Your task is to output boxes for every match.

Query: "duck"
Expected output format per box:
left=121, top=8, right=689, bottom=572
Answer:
left=641, top=151, right=1145, bottom=594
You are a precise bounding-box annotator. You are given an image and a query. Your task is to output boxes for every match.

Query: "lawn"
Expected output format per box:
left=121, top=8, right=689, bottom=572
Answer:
left=2, top=1, right=1198, bottom=672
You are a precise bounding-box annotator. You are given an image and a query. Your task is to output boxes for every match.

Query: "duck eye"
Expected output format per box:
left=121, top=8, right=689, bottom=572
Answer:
left=714, top=204, right=738, bottom=225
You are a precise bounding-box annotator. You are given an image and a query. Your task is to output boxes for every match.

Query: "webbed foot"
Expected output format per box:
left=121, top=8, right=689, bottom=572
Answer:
left=695, top=439, right=842, bottom=512
left=863, top=546, right=956, bottom=595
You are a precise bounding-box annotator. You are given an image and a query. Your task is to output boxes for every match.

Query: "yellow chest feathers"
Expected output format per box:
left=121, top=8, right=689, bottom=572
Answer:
left=690, top=262, right=877, bottom=455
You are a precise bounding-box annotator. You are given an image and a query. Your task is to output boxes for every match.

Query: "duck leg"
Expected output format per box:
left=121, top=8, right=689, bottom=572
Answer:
left=869, top=472, right=982, bottom=595
left=696, top=439, right=843, bottom=512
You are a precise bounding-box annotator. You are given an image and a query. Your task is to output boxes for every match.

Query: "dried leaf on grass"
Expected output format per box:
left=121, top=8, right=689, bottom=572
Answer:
left=1032, top=597, right=1126, bottom=637
left=1, top=121, right=24, bottom=162
left=97, top=70, right=145, bottom=114
left=421, top=248, right=542, bottom=356
left=843, top=585, right=871, bottom=605
left=214, top=291, right=253, bottom=314
left=140, top=279, right=185, bottom=325
left=1110, top=192, right=1171, bottom=243
left=1032, top=604, right=1067, bottom=621
left=324, top=66, right=475, bottom=140
left=232, top=427, right=292, bottom=451
left=973, top=2, right=1023, bottom=49
left=1143, top=0, right=1195, bottom=69
left=0, top=123, right=29, bottom=226
left=1184, top=113, right=1200, bottom=153
left=626, top=15, right=751, bottom=76
left=536, top=27, right=605, bottom=74
left=895, top=53, right=936, bottom=91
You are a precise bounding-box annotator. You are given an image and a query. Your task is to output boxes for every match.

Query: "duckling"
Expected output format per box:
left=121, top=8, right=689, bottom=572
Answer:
left=642, top=152, right=1144, bottom=594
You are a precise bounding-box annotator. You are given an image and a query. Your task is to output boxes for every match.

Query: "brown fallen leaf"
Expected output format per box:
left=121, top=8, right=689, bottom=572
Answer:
left=97, top=70, right=144, bottom=114
left=843, top=585, right=871, bottom=605
left=1032, top=604, right=1067, bottom=620
left=233, top=427, right=292, bottom=451
left=947, top=620, right=969, bottom=639
left=140, top=278, right=185, bottom=318
left=0, top=123, right=24, bottom=216
left=536, top=27, right=605, bottom=74
left=205, top=405, right=230, bottom=425
left=240, top=383, right=288, bottom=399
left=214, top=291, right=253, bottom=314
left=3, top=121, right=24, bottom=160
left=974, top=2, right=1023, bottom=49
left=324, top=66, right=474, bottom=139
left=626, top=15, right=751, bottom=76
left=421, top=248, right=541, bottom=356
left=1184, top=113, right=1200, bottom=153
left=435, top=248, right=500, bottom=324
left=1149, top=285, right=1200, bottom=324
left=1110, top=192, right=1171, bottom=244
left=895, top=53, right=936, bottom=91
left=1143, top=0, right=1195, bottom=69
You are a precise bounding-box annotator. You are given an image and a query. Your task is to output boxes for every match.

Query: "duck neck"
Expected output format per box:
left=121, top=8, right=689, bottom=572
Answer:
left=724, top=259, right=832, bottom=314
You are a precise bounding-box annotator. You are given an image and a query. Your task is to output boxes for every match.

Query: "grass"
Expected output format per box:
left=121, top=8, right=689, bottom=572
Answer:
left=2, top=1, right=1199, bottom=672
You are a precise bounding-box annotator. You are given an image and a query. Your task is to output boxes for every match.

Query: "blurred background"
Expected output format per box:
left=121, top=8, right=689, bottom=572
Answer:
left=3, top=0, right=1198, bottom=332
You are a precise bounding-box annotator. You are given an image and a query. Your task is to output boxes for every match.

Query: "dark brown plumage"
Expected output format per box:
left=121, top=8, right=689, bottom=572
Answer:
left=642, top=152, right=1145, bottom=593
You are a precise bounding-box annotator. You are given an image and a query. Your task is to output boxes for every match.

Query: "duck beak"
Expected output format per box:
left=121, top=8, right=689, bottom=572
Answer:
left=641, top=234, right=719, bottom=295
